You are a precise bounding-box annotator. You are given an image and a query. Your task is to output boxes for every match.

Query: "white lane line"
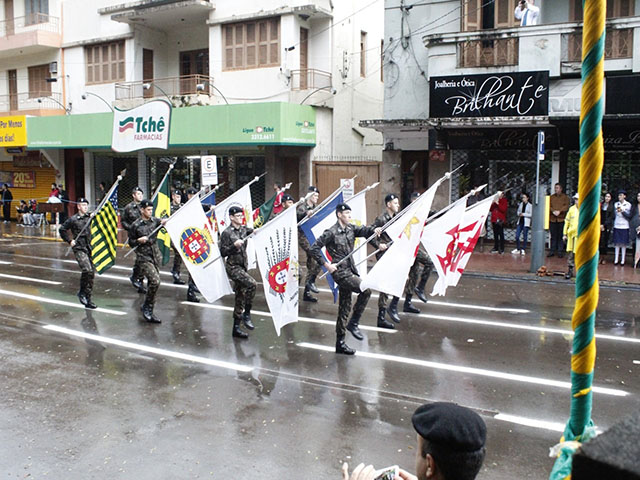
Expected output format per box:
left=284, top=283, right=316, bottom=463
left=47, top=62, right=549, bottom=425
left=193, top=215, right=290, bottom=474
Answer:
left=634, top=360, right=640, bottom=365
left=296, top=342, right=629, bottom=397
left=42, top=324, right=253, bottom=373
left=182, top=302, right=398, bottom=334
left=494, top=413, right=565, bottom=433
left=100, top=273, right=188, bottom=289
left=0, top=288, right=126, bottom=316
left=0, top=260, right=12, bottom=265
left=425, top=300, right=529, bottom=314
left=0, top=273, right=62, bottom=285
left=417, top=312, right=640, bottom=344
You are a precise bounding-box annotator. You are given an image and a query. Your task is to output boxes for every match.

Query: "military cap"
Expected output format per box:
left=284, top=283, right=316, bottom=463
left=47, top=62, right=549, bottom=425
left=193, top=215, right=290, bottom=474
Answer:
left=412, top=402, right=486, bottom=453
left=77, top=197, right=89, bottom=204
left=336, top=202, right=351, bottom=213
left=228, top=206, right=244, bottom=216
left=282, top=194, right=294, bottom=203
left=139, top=199, right=153, bottom=209
left=618, top=189, right=627, bottom=195
left=172, top=189, right=182, bottom=196
left=186, top=187, right=198, bottom=195
left=308, top=186, right=319, bottom=193
left=411, top=191, right=421, bottom=200
left=384, top=193, right=398, bottom=204
left=132, top=186, right=143, bottom=193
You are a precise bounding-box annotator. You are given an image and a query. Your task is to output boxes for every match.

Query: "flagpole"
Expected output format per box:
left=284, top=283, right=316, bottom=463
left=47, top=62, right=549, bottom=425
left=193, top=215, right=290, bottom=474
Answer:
left=150, top=161, right=176, bottom=203
left=65, top=170, right=126, bottom=256
left=298, top=174, right=358, bottom=227
left=199, top=182, right=226, bottom=206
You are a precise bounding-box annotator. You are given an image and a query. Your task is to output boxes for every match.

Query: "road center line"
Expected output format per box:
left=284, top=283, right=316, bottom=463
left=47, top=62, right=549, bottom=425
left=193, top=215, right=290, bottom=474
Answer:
left=42, top=324, right=253, bottom=372
left=296, top=342, right=629, bottom=397
left=0, top=288, right=126, bottom=316
left=0, top=273, right=62, bottom=285
left=493, top=413, right=566, bottom=433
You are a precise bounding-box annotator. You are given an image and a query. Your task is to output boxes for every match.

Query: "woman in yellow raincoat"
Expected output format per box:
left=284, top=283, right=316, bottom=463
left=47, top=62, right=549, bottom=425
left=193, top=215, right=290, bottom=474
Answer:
left=563, top=193, right=579, bottom=279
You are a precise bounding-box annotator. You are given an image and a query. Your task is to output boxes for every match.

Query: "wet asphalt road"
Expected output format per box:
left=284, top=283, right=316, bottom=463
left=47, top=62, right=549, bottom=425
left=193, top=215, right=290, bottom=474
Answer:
left=0, top=233, right=638, bottom=479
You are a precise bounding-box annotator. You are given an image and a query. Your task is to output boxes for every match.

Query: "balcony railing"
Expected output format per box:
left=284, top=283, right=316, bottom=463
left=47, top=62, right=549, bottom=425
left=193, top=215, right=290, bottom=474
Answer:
left=0, top=91, right=63, bottom=113
left=458, top=37, right=519, bottom=68
left=565, top=28, right=633, bottom=62
left=0, top=14, right=60, bottom=36
left=290, top=69, right=332, bottom=91
left=115, top=74, right=214, bottom=100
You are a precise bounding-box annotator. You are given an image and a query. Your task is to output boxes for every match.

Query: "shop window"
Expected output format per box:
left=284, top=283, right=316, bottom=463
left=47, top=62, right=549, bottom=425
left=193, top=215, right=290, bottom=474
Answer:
left=28, top=64, right=51, bottom=98
left=223, top=17, right=280, bottom=71
left=85, top=40, right=125, bottom=85
left=25, top=0, right=48, bottom=25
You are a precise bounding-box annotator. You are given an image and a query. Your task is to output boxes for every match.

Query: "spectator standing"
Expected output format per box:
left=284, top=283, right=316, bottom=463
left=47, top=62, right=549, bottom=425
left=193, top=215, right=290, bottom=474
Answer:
left=272, top=182, right=285, bottom=216
left=490, top=192, right=507, bottom=254
left=600, top=192, right=615, bottom=264
left=548, top=183, right=570, bottom=258
left=563, top=193, right=580, bottom=279
left=96, top=181, right=106, bottom=204
left=514, top=0, right=540, bottom=26
left=1, top=184, right=13, bottom=223
left=613, top=190, right=631, bottom=266
left=627, top=192, right=640, bottom=268
left=512, top=193, right=532, bottom=255
left=49, top=183, right=60, bottom=199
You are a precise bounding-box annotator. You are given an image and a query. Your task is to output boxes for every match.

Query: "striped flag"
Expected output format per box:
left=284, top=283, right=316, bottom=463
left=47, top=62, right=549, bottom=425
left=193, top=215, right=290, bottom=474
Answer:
left=91, top=186, right=119, bottom=274
left=153, top=175, right=172, bottom=265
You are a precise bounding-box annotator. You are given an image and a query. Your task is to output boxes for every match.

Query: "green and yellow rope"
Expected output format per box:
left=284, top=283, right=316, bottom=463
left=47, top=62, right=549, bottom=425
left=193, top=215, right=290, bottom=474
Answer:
left=549, top=1, right=605, bottom=479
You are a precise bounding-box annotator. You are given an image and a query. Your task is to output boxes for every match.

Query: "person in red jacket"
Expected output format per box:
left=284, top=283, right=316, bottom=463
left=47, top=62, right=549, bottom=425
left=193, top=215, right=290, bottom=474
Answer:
left=490, top=192, right=507, bottom=254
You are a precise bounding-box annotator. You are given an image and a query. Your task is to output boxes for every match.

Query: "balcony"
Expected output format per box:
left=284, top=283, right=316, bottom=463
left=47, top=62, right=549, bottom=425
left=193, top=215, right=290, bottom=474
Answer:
left=459, top=37, right=519, bottom=68
left=0, top=91, right=65, bottom=116
left=0, top=14, right=61, bottom=58
left=114, top=74, right=221, bottom=108
left=565, top=28, right=633, bottom=62
left=290, top=69, right=332, bottom=91
left=100, top=0, right=214, bottom=30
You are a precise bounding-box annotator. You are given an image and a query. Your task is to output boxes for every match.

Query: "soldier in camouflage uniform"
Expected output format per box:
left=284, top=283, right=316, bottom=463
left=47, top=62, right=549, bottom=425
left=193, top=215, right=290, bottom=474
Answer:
left=121, top=187, right=146, bottom=294
left=310, top=203, right=383, bottom=355
left=130, top=199, right=167, bottom=323
left=219, top=205, right=256, bottom=339
left=169, top=189, right=186, bottom=285
left=403, top=191, right=432, bottom=309
left=59, top=197, right=97, bottom=309
left=369, top=194, right=401, bottom=329
left=297, top=186, right=322, bottom=302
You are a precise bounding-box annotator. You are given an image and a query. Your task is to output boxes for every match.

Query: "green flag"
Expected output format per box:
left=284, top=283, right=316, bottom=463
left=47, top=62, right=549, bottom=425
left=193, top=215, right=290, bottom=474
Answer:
left=153, top=175, right=172, bottom=265
left=252, top=193, right=277, bottom=228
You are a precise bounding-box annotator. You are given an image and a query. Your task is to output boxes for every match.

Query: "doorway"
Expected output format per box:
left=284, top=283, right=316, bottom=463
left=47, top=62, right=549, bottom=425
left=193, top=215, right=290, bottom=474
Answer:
left=180, top=49, right=209, bottom=94
left=143, top=49, right=154, bottom=98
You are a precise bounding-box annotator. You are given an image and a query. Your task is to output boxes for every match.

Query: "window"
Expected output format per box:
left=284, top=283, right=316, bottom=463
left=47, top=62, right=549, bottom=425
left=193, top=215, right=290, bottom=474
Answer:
left=380, top=39, right=384, bottom=82
left=570, top=0, right=634, bottom=21
left=85, top=41, right=125, bottom=85
left=223, top=17, right=280, bottom=70
left=28, top=64, right=51, bottom=98
left=462, top=0, right=519, bottom=31
left=360, top=31, right=367, bottom=77
left=25, top=0, right=49, bottom=25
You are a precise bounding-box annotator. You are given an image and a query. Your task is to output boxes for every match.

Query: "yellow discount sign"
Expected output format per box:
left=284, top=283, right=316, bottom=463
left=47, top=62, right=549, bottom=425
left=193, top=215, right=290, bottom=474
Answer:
left=0, top=115, right=27, bottom=147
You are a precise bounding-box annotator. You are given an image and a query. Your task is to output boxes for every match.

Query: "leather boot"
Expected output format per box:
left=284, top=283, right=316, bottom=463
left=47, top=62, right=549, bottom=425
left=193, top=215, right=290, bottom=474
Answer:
left=130, top=275, right=146, bottom=294
left=403, top=294, right=420, bottom=314
left=377, top=308, right=395, bottom=329
left=172, top=271, right=185, bottom=285
left=414, top=269, right=430, bottom=303
left=84, top=296, right=97, bottom=309
left=77, top=291, right=88, bottom=306
left=565, top=267, right=574, bottom=279
left=303, top=286, right=317, bottom=303
left=335, top=336, right=355, bottom=355
left=141, top=303, right=160, bottom=323
left=187, top=284, right=200, bottom=303
left=386, top=297, right=401, bottom=323
left=242, top=309, right=255, bottom=330
left=306, top=276, right=319, bottom=294
left=346, top=315, right=364, bottom=340
left=232, top=316, right=248, bottom=339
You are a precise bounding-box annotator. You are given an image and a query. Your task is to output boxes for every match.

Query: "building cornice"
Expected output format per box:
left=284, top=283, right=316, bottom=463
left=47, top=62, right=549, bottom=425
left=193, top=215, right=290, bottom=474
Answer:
left=206, top=5, right=332, bottom=25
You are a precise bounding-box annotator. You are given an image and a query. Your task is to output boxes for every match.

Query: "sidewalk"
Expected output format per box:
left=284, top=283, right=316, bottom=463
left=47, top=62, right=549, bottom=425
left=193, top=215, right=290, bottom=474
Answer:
left=2, top=222, right=639, bottom=287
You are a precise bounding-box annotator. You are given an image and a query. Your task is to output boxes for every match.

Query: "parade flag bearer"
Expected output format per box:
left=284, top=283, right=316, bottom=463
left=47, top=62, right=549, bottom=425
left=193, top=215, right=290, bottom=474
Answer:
left=122, top=187, right=146, bottom=293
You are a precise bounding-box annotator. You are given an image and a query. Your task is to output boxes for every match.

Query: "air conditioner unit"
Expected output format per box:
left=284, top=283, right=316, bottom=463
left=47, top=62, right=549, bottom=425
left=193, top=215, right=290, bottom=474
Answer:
left=49, top=62, right=58, bottom=75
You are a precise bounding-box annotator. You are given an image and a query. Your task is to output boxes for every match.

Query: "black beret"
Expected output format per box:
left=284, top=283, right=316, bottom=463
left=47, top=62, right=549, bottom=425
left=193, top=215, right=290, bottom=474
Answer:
left=172, top=189, right=182, bottom=196
left=77, top=197, right=89, bottom=204
left=618, top=189, right=627, bottom=195
left=186, top=187, right=198, bottom=195
left=139, top=199, right=153, bottom=209
left=411, top=191, right=421, bottom=200
left=412, top=402, right=486, bottom=453
left=282, top=194, right=294, bottom=202
left=132, top=186, right=143, bottom=193
left=229, top=206, right=244, bottom=216
left=336, top=202, right=351, bottom=213
left=308, top=186, right=319, bottom=193
left=384, top=193, right=398, bottom=204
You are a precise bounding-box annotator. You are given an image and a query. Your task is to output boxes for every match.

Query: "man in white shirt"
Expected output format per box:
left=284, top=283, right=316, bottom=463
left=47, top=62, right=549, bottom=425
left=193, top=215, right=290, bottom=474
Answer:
left=514, top=0, right=540, bottom=26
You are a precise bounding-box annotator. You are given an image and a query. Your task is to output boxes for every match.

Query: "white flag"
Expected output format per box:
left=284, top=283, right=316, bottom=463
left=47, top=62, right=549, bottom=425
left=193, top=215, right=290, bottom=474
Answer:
left=421, top=197, right=468, bottom=296
left=164, top=196, right=233, bottom=303
left=360, top=181, right=439, bottom=298
left=253, top=206, right=299, bottom=335
left=214, top=185, right=253, bottom=234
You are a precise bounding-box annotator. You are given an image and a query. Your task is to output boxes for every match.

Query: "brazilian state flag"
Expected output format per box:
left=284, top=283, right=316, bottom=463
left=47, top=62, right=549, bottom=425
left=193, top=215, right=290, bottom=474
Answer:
left=153, top=175, right=172, bottom=265
left=252, top=193, right=277, bottom=228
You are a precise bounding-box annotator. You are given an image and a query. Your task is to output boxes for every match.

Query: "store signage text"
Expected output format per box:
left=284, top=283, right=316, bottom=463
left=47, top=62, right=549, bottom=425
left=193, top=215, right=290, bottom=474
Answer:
left=0, top=116, right=27, bottom=147
left=0, top=170, right=35, bottom=188
left=112, top=100, right=171, bottom=152
left=242, top=125, right=276, bottom=141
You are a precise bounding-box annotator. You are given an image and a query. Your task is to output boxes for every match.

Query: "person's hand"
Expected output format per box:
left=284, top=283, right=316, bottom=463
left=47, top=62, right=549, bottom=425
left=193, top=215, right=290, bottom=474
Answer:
left=379, top=243, right=388, bottom=251
left=160, top=218, right=168, bottom=225
left=342, top=463, right=377, bottom=480
left=325, top=262, right=337, bottom=274
left=563, top=235, right=567, bottom=242
left=395, top=469, right=418, bottom=480
left=374, top=227, right=383, bottom=237
left=233, top=239, right=244, bottom=248
left=553, top=210, right=560, bottom=216
left=307, top=210, right=314, bottom=217
left=600, top=225, right=604, bottom=232
left=138, top=236, right=148, bottom=244
left=70, top=240, right=76, bottom=247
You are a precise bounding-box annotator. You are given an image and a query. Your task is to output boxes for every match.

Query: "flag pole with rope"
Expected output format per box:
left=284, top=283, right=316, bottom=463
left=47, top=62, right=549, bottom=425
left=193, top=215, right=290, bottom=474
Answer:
left=549, top=0, right=605, bottom=478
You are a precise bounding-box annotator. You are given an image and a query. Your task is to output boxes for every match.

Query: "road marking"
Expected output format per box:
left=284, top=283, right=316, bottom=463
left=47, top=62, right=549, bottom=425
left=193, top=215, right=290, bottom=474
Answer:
left=634, top=360, right=640, bottom=365
left=100, top=273, right=188, bottom=289
left=182, top=302, right=398, bottom=334
left=0, top=260, right=12, bottom=265
left=0, top=273, right=62, bottom=285
left=494, top=413, right=565, bottom=433
left=296, top=342, right=629, bottom=397
left=42, top=324, right=253, bottom=373
left=425, top=300, right=529, bottom=314
left=0, top=288, right=126, bottom=316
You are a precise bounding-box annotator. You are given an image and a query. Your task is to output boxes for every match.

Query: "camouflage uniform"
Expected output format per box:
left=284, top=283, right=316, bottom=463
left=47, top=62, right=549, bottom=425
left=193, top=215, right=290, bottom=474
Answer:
left=219, top=225, right=256, bottom=319
left=122, top=200, right=143, bottom=282
left=310, top=222, right=376, bottom=340
left=296, top=201, right=322, bottom=282
left=59, top=212, right=95, bottom=298
left=369, top=211, right=394, bottom=310
left=404, top=243, right=432, bottom=296
left=130, top=216, right=162, bottom=309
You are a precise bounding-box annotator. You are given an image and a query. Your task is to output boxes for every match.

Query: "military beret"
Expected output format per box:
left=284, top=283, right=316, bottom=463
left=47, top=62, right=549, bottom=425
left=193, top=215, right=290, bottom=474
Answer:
left=336, top=203, right=351, bottom=213
left=308, top=186, right=319, bottom=193
left=139, top=199, right=153, bottom=209
left=132, top=186, right=143, bottom=193
left=618, top=189, right=627, bottom=195
left=186, top=187, right=198, bottom=195
left=411, top=191, right=421, bottom=200
left=412, top=402, right=486, bottom=453
left=385, top=193, right=398, bottom=204
left=282, top=194, right=294, bottom=203
left=172, top=189, right=182, bottom=196
left=77, top=197, right=89, bottom=204
left=229, top=206, right=244, bottom=216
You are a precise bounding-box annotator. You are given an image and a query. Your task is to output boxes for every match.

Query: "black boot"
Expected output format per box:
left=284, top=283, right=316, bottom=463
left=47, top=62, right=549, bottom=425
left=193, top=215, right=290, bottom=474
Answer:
left=414, top=269, right=430, bottom=303
left=377, top=308, right=395, bottom=329
left=386, top=297, right=401, bottom=323
left=306, top=276, right=319, bottom=294
left=130, top=275, right=146, bottom=294
left=84, top=295, right=97, bottom=309
left=232, top=317, right=248, bottom=339
left=346, top=315, right=364, bottom=340
left=565, top=267, right=574, bottom=279
left=172, top=271, right=185, bottom=285
left=186, top=284, right=200, bottom=303
left=303, top=286, right=317, bottom=303
left=141, top=303, right=160, bottom=323
left=335, top=336, right=355, bottom=355
left=403, top=294, right=420, bottom=314
left=242, top=309, right=255, bottom=330
left=77, top=291, right=88, bottom=306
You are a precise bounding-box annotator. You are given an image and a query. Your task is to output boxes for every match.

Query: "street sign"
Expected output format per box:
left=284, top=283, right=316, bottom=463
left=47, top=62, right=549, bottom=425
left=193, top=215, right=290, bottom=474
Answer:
left=201, top=155, right=218, bottom=186
left=340, top=178, right=354, bottom=200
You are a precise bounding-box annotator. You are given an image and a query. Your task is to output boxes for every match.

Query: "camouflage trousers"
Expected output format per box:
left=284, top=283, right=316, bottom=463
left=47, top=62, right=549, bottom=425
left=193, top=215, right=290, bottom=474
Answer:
left=299, top=234, right=322, bottom=283
left=567, top=251, right=575, bottom=270
left=74, top=250, right=95, bottom=296
left=137, top=260, right=160, bottom=308
left=335, top=273, right=371, bottom=338
left=226, top=265, right=256, bottom=318
left=171, top=244, right=182, bottom=275
left=404, top=246, right=432, bottom=296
